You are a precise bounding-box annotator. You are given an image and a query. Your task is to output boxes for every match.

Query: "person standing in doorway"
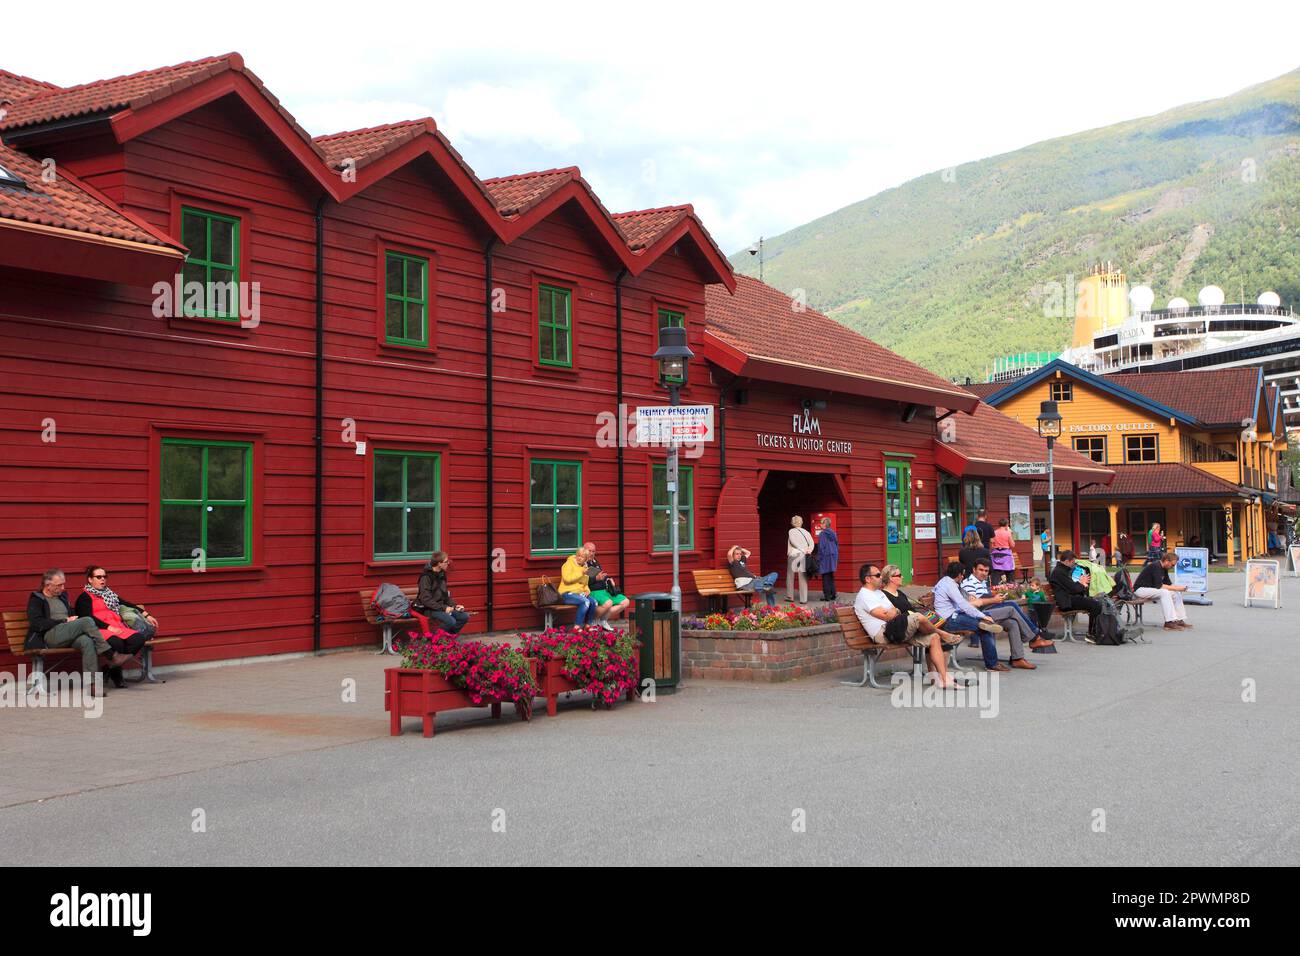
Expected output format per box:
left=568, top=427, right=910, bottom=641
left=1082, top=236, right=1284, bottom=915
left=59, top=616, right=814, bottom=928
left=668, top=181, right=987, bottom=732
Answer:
left=1040, top=527, right=1053, bottom=577
left=816, top=516, right=839, bottom=602
left=787, top=515, right=814, bottom=605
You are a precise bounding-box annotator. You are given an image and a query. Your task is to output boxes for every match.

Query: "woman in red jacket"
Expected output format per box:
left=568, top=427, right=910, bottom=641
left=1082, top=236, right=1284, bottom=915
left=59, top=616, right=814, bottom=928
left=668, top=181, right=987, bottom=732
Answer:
left=75, top=565, right=159, bottom=687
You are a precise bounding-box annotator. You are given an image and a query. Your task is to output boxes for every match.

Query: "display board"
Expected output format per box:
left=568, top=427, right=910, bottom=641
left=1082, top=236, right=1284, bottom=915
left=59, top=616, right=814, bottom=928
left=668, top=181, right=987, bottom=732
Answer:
left=1244, top=559, right=1281, bottom=608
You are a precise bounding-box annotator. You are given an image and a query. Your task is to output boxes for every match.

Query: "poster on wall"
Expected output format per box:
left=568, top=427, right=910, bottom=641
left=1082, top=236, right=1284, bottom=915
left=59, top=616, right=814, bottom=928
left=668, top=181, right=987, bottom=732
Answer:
left=1008, top=495, right=1031, bottom=542
left=915, top=512, right=936, bottom=525
left=1244, top=559, right=1281, bottom=608
left=1290, top=544, right=1300, bottom=577
left=915, top=527, right=936, bottom=540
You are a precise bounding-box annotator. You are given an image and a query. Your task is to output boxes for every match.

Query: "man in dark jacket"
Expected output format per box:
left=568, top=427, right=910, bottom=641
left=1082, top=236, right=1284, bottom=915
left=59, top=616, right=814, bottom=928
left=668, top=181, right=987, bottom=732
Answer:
left=26, top=569, right=128, bottom=681
left=1049, top=551, right=1103, bottom=636
left=416, top=551, right=469, bottom=634
left=974, top=509, right=996, bottom=551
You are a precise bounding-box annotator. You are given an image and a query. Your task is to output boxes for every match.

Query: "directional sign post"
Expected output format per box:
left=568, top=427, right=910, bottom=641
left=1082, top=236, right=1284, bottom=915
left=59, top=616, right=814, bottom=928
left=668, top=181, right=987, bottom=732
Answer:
left=635, top=405, right=715, bottom=444
left=1010, top=462, right=1049, bottom=476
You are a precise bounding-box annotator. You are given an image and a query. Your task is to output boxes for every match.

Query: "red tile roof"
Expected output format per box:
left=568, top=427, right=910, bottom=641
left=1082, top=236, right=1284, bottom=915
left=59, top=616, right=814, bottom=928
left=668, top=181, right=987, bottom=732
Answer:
left=1102, top=368, right=1261, bottom=426
left=0, top=55, right=234, bottom=129
left=938, top=401, right=1111, bottom=477
left=613, top=205, right=690, bottom=250
left=0, top=69, right=59, bottom=105
left=482, top=167, right=577, bottom=217
left=314, top=120, right=432, bottom=169
left=962, top=381, right=1003, bottom=399
left=0, top=140, right=176, bottom=248
left=706, top=275, right=976, bottom=404
left=1029, top=463, right=1246, bottom=499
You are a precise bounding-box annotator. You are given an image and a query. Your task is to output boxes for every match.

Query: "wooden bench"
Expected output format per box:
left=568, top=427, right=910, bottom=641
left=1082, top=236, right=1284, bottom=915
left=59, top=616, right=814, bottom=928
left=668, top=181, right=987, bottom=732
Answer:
left=834, top=605, right=924, bottom=688
left=360, top=587, right=421, bottom=655
left=527, top=576, right=577, bottom=630
left=691, top=568, right=755, bottom=612
left=4, top=610, right=180, bottom=688
left=1039, top=584, right=1086, bottom=642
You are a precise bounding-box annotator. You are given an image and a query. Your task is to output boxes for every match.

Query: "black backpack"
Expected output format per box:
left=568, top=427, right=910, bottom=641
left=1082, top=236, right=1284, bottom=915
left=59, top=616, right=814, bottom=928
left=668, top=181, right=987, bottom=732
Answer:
left=1091, top=595, right=1126, bottom=645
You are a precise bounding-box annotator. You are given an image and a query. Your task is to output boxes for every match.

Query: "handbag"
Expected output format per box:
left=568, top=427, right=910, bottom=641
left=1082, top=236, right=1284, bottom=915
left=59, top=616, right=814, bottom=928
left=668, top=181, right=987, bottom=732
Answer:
left=536, top=577, right=561, bottom=606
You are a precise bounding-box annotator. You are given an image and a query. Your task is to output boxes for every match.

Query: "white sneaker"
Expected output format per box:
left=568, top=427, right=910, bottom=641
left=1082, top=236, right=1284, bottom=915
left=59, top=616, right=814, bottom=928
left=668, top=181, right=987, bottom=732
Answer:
left=599, top=620, right=613, bottom=632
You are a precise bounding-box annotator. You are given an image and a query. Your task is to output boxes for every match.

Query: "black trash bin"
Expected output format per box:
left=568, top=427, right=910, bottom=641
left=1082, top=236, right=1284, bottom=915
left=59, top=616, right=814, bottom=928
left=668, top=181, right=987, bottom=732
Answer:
left=631, top=592, right=679, bottom=694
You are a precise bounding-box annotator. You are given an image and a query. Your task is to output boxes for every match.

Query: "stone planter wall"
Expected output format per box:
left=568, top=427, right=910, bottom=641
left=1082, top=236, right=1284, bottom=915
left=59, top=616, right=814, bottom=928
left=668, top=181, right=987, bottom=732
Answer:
left=681, top=624, right=852, bottom=681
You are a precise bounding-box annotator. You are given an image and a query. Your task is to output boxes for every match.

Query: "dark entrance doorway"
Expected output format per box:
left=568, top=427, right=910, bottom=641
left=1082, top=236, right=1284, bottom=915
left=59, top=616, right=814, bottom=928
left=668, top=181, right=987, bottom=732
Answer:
left=756, top=470, right=847, bottom=598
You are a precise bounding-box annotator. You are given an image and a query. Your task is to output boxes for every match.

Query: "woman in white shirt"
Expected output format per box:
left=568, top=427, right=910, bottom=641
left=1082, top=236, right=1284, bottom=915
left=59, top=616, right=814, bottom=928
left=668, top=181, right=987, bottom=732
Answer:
left=787, top=515, right=814, bottom=605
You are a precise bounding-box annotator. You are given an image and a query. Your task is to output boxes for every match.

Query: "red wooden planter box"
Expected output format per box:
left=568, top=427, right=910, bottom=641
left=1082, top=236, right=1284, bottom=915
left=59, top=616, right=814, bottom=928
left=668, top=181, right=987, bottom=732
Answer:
left=384, top=667, right=527, bottom=737
left=536, top=657, right=637, bottom=717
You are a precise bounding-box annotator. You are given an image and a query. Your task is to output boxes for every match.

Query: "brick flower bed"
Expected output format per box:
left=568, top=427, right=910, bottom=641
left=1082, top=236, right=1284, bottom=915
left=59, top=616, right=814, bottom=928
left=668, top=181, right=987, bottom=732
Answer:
left=682, top=624, right=852, bottom=682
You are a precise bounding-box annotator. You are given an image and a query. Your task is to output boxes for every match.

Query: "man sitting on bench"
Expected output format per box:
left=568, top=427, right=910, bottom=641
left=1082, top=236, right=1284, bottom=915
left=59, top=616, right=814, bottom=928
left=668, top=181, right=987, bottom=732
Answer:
left=855, top=562, right=962, bottom=688
left=1050, top=550, right=1104, bottom=638
left=1134, top=553, right=1193, bottom=630
left=933, top=561, right=1008, bottom=673
left=958, top=559, right=1046, bottom=670
left=26, top=568, right=132, bottom=694
left=726, top=545, right=778, bottom=607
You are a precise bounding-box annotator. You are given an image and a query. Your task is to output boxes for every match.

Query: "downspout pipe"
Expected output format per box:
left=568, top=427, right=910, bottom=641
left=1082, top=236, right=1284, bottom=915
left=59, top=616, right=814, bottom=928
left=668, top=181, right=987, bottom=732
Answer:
left=485, top=237, right=498, bottom=632
left=313, top=194, right=327, bottom=654
left=615, top=268, right=628, bottom=586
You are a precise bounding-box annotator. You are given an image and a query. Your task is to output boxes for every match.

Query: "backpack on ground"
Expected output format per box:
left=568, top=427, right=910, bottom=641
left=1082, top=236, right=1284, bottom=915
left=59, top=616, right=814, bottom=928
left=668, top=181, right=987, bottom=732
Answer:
left=370, top=583, right=412, bottom=621
left=1091, top=594, right=1126, bottom=645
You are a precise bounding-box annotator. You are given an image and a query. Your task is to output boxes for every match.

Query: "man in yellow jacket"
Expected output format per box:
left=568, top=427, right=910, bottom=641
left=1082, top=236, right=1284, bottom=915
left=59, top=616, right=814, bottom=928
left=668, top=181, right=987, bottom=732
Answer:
left=558, top=547, right=597, bottom=626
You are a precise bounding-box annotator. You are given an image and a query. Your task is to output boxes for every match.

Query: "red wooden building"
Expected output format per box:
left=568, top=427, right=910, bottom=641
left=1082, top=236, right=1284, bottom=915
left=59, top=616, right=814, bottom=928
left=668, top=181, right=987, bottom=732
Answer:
left=1, top=54, right=989, bottom=673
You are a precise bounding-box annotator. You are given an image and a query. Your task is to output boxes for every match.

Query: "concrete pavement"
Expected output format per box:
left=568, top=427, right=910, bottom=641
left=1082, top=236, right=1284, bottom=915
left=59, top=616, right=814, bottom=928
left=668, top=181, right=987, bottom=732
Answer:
left=1, top=570, right=1296, bottom=865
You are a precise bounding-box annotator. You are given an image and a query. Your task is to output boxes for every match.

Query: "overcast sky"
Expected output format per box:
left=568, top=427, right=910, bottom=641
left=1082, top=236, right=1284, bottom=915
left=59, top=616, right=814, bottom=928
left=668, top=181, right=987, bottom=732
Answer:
left=10, top=0, right=1300, bottom=251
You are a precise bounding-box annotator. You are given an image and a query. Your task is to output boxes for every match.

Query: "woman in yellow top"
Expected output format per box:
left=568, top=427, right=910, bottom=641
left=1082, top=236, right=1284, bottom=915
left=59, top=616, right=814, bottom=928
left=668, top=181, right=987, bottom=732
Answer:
left=558, top=546, right=597, bottom=626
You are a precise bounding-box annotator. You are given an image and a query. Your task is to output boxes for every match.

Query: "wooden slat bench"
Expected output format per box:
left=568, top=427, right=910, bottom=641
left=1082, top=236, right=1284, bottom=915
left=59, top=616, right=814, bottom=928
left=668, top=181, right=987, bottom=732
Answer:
left=527, top=576, right=576, bottom=630
left=5, top=610, right=180, bottom=688
left=360, top=587, right=421, bottom=655
left=834, top=605, right=923, bottom=688
left=691, top=568, right=755, bottom=612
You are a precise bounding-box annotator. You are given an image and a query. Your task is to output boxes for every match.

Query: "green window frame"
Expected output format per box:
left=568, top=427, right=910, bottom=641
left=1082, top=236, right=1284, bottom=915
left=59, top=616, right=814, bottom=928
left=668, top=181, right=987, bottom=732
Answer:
left=180, top=206, right=241, bottom=321
left=160, top=438, right=253, bottom=568
left=529, top=459, right=582, bottom=554
left=939, top=478, right=962, bottom=543
left=652, top=463, right=694, bottom=551
left=384, top=251, right=429, bottom=347
left=538, top=284, right=573, bottom=368
left=963, top=480, right=985, bottom=519
left=373, top=451, right=440, bottom=560
left=657, top=308, right=686, bottom=384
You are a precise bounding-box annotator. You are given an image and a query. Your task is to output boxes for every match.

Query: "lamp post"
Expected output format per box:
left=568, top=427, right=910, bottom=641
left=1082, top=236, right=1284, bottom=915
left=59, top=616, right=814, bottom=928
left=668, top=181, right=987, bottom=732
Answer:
left=1037, top=400, right=1063, bottom=568
left=652, top=325, right=693, bottom=614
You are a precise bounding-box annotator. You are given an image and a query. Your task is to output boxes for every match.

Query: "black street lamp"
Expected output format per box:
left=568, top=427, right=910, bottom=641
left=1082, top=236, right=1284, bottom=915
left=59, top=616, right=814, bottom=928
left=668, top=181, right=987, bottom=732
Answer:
left=652, top=325, right=693, bottom=614
left=1037, top=400, right=1063, bottom=566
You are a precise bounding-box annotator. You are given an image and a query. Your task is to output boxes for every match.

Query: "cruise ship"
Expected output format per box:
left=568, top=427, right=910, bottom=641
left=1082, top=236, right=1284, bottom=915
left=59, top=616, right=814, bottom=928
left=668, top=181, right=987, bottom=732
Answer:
left=1058, top=266, right=1300, bottom=430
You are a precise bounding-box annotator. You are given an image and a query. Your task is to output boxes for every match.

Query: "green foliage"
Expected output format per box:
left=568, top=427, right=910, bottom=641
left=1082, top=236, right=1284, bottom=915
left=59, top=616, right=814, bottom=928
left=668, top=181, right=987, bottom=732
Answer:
left=731, top=69, right=1300, bottom=381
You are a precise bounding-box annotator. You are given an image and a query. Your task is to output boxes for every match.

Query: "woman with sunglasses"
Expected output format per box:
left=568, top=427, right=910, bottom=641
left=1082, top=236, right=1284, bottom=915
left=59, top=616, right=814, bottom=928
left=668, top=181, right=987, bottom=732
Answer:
left=879, top=563, right=965, bottom=688
left=75, top=566, right=159, bottom=688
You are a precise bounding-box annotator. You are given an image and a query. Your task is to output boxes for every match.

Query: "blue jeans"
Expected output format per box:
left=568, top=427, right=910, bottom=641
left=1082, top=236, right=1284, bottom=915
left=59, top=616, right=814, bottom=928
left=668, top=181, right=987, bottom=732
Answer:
left=563, top=592, right=596, bottom=625
left=943, top=611, right=999, bottom=669
left=742, top=573, right=779, bottom=606
left=430, top=609, right=470, bottom=634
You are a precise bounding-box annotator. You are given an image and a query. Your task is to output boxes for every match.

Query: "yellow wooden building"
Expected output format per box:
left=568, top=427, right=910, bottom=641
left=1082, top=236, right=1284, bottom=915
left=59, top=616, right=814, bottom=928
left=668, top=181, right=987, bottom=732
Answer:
left=973, top=360, right=1287, bottom=565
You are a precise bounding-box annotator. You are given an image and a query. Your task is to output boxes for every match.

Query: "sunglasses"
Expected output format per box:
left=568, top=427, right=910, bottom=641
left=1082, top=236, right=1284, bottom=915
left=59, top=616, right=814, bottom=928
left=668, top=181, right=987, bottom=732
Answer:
left=91, top=573, right=108, bottom=580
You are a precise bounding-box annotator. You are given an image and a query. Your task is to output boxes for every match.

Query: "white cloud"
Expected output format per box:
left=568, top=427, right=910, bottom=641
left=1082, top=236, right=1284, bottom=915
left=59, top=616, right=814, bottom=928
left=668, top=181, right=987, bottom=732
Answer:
left=14, top=0, right=1300, bottom=251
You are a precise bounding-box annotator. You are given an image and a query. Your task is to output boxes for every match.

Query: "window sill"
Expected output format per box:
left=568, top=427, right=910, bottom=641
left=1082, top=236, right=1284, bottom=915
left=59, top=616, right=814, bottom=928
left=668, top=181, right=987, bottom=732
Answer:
left=148, top=564, right=265, bottom=582
left=531, top=361, right=579, bottom=377
left=648, top=548, right=701, bottom=559
left=377, top=340, right=437, bottom=360
left=167, top=315, right=257, bottom=337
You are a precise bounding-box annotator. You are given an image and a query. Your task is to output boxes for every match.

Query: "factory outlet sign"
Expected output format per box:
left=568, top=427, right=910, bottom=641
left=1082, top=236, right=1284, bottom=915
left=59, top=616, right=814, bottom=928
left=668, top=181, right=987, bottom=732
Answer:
left=1067, top=421, right=1160, bottom=433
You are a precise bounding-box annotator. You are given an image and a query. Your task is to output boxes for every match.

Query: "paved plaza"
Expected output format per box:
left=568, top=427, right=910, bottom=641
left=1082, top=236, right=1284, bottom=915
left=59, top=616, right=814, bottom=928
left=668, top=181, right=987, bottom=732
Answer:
left=1, top=570, right=1296, bottom=866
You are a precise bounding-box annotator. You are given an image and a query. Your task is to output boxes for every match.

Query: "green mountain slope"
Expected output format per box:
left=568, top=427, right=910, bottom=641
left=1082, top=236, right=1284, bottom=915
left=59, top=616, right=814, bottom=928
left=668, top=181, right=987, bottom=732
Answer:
left=731, top=69, right=1300, bottom=381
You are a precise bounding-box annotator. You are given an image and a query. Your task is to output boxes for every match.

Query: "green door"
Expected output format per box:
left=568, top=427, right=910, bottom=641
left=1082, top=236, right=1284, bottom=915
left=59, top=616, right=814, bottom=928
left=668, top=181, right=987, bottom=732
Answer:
left=885, top=460, right=913, bottom=583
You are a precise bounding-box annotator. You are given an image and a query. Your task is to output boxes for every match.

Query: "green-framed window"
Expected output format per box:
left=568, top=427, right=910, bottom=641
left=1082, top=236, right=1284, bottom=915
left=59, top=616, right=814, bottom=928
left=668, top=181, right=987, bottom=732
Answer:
left=373, top=450, right=440, bottom=560
left=657, top=308, right=686, bottom=384
left=963, top=480, right=985, bottom=519
left=538, top=283, right=573, bottom=367
left=384, top=252, right=429, bottom=347
left=939, top=478, right=962, bottom=543
left=529, top=459, right=581, bottom=554
left=652, top=463, right=693, bottom=550
left=160, top=439, right=252, bottom=567
left=180, top=206, right=240, bottom=321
